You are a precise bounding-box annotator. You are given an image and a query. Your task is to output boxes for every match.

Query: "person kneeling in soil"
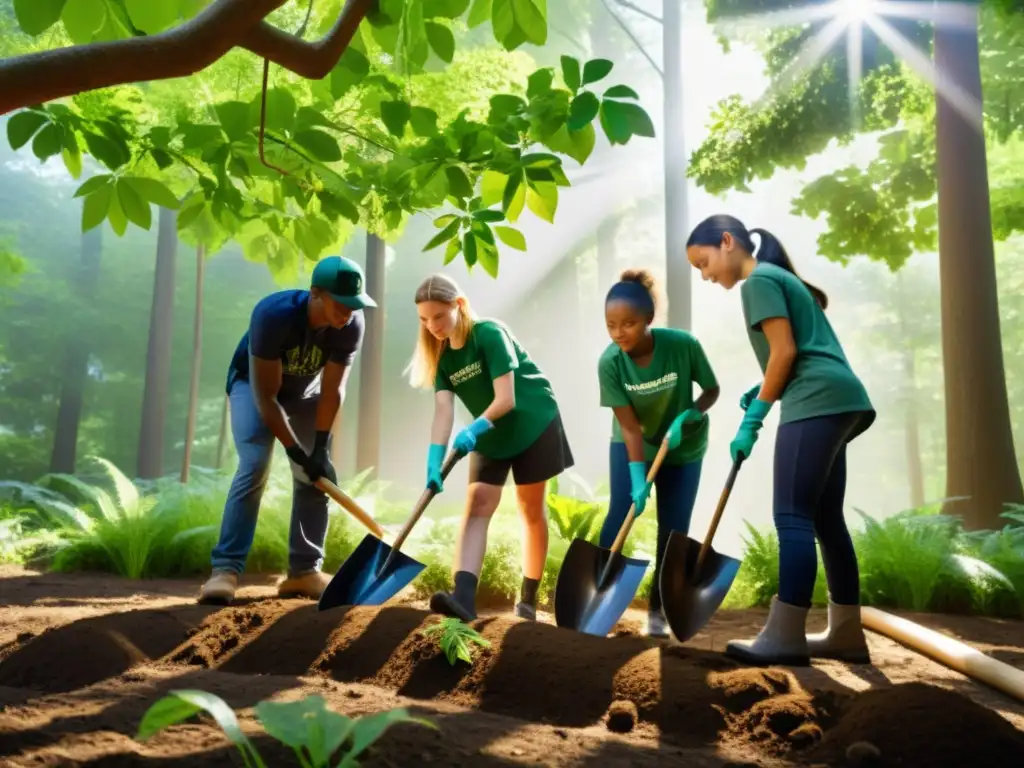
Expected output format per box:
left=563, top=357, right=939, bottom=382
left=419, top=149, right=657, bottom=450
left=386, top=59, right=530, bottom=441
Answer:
left=409, top=273, right=574, bottom=622
left=686, top=215, right=875, bottom=666
left=198, top=256, right=375, bottom=606
left=597, top=268, right=720, bottom=638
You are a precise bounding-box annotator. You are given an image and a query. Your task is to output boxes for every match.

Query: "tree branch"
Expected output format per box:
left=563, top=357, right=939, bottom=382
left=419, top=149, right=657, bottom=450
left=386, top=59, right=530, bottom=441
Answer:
left=0, top=0, right=288, bottom=116
left=600, top=0, right=662, bottom=78
left=611, top=0, right=662, bottom=24
left=240, top=0, right=376, bottom=81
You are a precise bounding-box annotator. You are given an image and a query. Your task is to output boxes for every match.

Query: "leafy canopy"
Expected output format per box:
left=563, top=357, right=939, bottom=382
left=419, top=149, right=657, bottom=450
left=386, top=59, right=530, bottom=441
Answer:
left=4, top=0, right=655, bottom=280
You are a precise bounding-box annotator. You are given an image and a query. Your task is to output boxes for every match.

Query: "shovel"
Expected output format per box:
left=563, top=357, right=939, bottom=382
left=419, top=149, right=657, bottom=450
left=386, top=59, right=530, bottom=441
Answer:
left=318, top=450, right=463, bottom=611
left=315, top=478, right=386, bottom=539
left=554, top=438, right=671, bottom=636
left=659, top=456, right=744, bottom=643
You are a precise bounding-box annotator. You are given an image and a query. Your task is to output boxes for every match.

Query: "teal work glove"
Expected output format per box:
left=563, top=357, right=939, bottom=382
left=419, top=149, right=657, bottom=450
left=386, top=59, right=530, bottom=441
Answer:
left=665, top=408, right=705, bottom=451
left=739, top=383, right=761, bottom=412
left=628, top=461, right=652, bottom=516
left=730, top=398, right=772, bottom=462
left=453, top=416, right=493, bottom=455
left=426, top=443, right=446, bottom=493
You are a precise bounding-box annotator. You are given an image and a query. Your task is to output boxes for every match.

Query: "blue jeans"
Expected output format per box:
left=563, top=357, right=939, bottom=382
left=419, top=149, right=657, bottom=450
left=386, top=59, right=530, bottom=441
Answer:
left=599, top=442, right=703, bottom=612
left=210, top=380, right=331, bottom=575
left=774, top=410, right=874, bottom=608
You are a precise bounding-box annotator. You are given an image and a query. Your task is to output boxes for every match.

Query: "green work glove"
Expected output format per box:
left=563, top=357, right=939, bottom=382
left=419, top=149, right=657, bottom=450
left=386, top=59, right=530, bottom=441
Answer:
left=426, top=443, right=446, bottom=493
left=628, top=461, right=652, bottom=516
left=739, top=383, right=761, bottom=412
left=730, top=398, right=772, bottom=463
left=666, top=408, right=705, bottom=451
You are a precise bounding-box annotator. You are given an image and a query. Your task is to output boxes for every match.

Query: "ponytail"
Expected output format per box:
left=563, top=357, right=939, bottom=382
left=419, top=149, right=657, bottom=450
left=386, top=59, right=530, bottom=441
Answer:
left=687, top=214, right=828, bottom=309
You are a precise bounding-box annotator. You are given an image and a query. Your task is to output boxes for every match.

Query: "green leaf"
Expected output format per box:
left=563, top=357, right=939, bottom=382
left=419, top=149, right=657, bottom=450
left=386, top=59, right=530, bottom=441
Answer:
left=445, top=166, right=474, bottom=200
left=526, top=181, right=557, bottom=223
left=582, top=58, right=613, bottom=86
left=489, top=94, right=527, bottom=120
left=215, top=101, right=254, bottom=142
left=502, top=169, right=523, bottom=216
left=31, top=123, right=62, bottom=162
left=473, top=209, right=504, bottom=222
left=106, top=190, right=128, bottom=237
left=604, top=84, right=639, bottom=100
left=409, top=106, right=439, bottom=137
left=61, top=0, right=106, bottom=44
left=81, top=183, right=113, bottom=232
left=463, top=231, right=478, bottom=266
left=425, top=21, right=455, bottom=63
left=495, top=226, right=526, bottom=251
left=116, top=178, right=152, bottom=231
left=567, top=92, right=600, bottom=131
left=527, top=67, right=554, bottom=98
left=261, top=88, right=297, bottom=134
left=380, top=100, right=411, bottom=137
left=256, top=696, right=350, bottom=768
left=62, top=145, right=83, bottom=179
left=423, top=217, right=462, bottom=251
left=293, top=216, right=337, bottom=260
left=444, top=237, right=462, bottom=265
left=600, top=99, right=655, bottom=144
left=177, top=194, right=206, bottom=230
left=14, top=0, right=66, bottom=35
left=338, top=709, right=436, bottom=767
left=434, top=214, right=458, bottom=229
left=331, top=61, right=362, bottom=99
left=480, top=170, right=507, bottom=207
left=74, top=174, right=113, bottom=198
left=124, top=177, right=181, bottom=210
left=6, top=111, right=49, bottom=151
left=467, top=0, right=492, bottom=27
left=294, top=130, right=342, bottom=163
left=318, top=190, right=360, bottom=225
left=477, top=241, right=499, bottom=278
left=560, top=56, right=581, bottom=93
left=424, top=0, right=470, bottom=17
left=124, top=0, right=178, bottom=34
left=492, top=0, right=547, bottom=49
left=82, top=130, right=129, bottom=170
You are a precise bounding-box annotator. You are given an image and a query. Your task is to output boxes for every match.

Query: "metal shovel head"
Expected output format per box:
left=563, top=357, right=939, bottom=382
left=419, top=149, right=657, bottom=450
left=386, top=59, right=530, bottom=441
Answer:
left=317, top=533, right=426, bottom=611
left=659, top=529, right=742, bottom=643
left=554, top=538, right=650, bottom=637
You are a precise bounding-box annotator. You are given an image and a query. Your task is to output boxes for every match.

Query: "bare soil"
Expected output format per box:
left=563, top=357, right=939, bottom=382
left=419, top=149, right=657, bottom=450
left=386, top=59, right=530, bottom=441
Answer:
left=1, top=566, right=1022, bottom=767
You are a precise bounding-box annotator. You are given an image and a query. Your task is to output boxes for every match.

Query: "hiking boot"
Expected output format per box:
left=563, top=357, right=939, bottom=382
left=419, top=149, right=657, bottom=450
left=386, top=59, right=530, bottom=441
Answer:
left=430, top=590, right=476, bottom=622
left=807, top=600, right=871, bottom=664
left=647, top=609, right=670, bottom=639
left=198, top=569, right=238, bottom=606
left=277, top=570, right=330, bottom=600
left=514, top=601, right=537, bottom=621
left=726, top=596, right=811, bottom=666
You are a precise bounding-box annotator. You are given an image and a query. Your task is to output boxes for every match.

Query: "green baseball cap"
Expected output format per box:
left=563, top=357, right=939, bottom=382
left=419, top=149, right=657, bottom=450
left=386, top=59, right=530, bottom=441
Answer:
left=311, top=255, right=377, bottom=309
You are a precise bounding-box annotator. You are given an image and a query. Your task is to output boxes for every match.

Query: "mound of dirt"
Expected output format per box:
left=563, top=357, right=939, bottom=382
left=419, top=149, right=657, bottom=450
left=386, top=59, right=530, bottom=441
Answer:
left=806, top=682, right=1024, bottom=766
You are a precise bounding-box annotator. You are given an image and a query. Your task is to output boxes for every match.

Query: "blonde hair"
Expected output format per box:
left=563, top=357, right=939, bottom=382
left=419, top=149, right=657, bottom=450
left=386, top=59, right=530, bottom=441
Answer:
left=407, top=274, right=477, bottom=389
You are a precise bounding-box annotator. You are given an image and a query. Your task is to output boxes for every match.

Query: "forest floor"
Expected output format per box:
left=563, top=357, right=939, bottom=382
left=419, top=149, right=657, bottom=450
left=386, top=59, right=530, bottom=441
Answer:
left=0, top=566, right=1022, bottom=767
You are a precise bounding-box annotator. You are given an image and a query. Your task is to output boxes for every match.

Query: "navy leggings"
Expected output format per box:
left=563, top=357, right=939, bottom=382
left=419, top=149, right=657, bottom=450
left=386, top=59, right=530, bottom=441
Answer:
left=774, top=410, right=874, bottom=608
left=599, top=442, right=702, bottom=612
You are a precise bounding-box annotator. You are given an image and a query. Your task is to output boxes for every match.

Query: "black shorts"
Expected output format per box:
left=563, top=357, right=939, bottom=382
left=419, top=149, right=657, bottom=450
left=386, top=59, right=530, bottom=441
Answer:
left=469, top=413, right=575, bottom=487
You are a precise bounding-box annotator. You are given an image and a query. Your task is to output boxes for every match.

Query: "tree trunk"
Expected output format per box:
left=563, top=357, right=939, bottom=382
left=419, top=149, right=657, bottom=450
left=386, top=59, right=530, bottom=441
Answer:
left=355, top=234, right=385, bottom=476
left=935, top=10, right=1023, bottom=530
left=663, top=0, right=690, bottom=330
left=137, top=207, right=179, bottom=479
left=49, top=224, right=102, bottom=474
left=180, top=245, right=206, bottom=483
left=215, top=395, right=229, bottom=470
left=895, top=273, right=926, bottom=509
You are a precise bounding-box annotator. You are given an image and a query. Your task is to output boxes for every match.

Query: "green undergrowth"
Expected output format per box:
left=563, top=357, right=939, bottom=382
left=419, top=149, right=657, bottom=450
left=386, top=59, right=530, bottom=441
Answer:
left=2, top=457, right=1022, bottom=619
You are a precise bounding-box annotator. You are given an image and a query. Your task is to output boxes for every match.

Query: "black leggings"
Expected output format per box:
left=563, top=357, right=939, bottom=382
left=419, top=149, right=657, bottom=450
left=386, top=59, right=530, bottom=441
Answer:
left=774, top=410, right=874, bottom=608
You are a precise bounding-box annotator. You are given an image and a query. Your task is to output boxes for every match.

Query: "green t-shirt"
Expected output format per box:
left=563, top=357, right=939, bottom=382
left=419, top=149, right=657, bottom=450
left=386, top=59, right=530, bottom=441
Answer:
left=598, top=327, right=718, bottom=465
left=741, top=261, right=873, bottom=424
left=434, top=319, right=559, bottom=460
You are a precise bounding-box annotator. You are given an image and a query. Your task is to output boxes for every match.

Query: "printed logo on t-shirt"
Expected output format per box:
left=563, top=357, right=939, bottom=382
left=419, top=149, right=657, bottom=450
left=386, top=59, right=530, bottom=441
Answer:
left=450, top=360, right=483, bottom=387
left=284, top=344, right=324, bottom=376
left=624, top=372, right=678, bottom=395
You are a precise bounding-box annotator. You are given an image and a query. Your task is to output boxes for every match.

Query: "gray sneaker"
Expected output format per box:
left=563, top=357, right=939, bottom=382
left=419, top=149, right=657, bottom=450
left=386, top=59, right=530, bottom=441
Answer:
left=514, top=601, right=537, bottom=621
left=198, top=569, right=238, bottom=605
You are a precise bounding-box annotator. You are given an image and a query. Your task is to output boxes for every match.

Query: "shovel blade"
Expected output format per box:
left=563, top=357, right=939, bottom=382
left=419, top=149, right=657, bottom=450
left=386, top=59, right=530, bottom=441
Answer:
left=554, top=538, right=649, bottom=637
left=659, top=529, right=741, bottom=642
left=317, top=534, right=426, bottom=611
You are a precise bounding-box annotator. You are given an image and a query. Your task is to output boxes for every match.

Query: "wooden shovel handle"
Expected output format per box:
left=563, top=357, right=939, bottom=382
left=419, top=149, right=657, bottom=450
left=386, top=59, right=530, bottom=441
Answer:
left=695, top=456, right=743, bottom=574
left=316, top=477, right=385, bottom=539
left=390, top=450, right=463, bottom=554
left=608, top=438, right=672, bottom=556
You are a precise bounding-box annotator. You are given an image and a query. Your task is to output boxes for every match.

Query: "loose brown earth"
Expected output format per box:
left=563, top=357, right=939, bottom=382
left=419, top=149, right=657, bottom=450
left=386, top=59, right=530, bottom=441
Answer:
left=1, top=566, right=1022, bottom=767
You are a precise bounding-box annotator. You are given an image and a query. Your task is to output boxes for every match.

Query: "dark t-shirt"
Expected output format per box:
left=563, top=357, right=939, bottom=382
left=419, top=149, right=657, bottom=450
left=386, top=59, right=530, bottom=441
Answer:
left=226, top=289, right=364, bottom=400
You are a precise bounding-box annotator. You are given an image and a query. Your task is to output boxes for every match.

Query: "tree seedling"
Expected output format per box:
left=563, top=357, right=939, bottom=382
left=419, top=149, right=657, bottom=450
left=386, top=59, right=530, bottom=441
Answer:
left=136, top=690, right=435, bottom=768
left=420, top=616, right=491, bottom=666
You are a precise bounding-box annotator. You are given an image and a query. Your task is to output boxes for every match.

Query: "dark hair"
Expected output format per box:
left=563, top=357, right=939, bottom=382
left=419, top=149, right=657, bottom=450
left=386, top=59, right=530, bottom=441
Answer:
left=606, top=267, right=658, bottom=318
left=686, top=214, right=828, bottom=309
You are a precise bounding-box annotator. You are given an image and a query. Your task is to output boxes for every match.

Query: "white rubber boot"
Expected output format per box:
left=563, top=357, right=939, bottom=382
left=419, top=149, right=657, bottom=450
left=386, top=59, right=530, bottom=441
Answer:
left=726, top=596, right=811, bottom=666
left=277, top=570, right=330, bottom=600
left=807, top=599, right=871, bottom=664
left=198, top=569, right=238, bottom=605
